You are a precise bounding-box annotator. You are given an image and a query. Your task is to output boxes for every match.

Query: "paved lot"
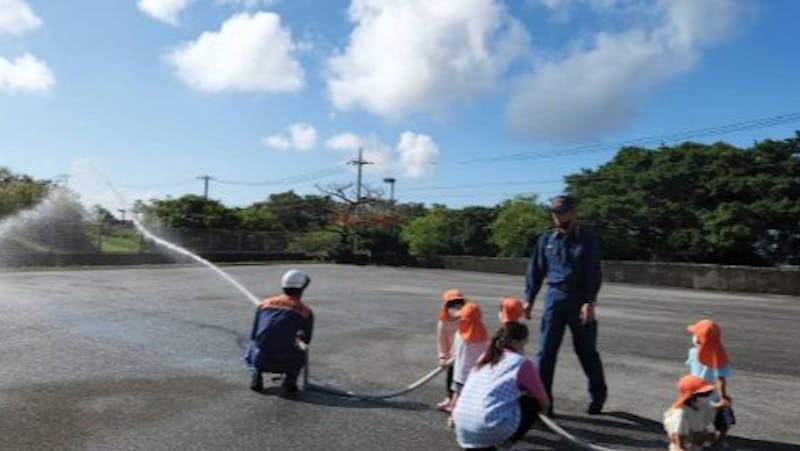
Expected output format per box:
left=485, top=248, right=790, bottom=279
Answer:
left=0, top=263, right=798, bottom=450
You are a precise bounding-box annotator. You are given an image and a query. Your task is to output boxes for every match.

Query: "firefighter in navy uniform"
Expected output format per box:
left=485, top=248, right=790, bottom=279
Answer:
left=245, top=269, right=313, bottom=393
left=524, top=195, right=607, bottom=416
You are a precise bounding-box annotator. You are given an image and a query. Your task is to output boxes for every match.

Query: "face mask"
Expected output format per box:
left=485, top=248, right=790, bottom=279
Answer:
left=447, top=307, right=460, bottom=318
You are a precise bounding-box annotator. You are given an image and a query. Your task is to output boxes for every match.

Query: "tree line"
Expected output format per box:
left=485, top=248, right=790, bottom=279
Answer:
left=1, top=133, right=798, bottom=266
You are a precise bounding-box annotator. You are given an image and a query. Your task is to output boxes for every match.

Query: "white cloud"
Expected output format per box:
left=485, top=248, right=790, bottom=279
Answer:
left=325, top=132, right=362, bottom=151
left=508, top=0, right=743, bottom=141
left=166, top=12, right=304, bottom=93
left=326, top=133, right=392, bottom=174
left=0, top=0, right=41, bottom=35
left=215, top=0, right=277, bottom=9
left=138, top=0, right=193, bottom=26
left=0, top=53, right=54, bottom=94
left=397, top=132, right=438, bottom=178
left=263, top=122, right=317, bottom=151
left=327, top=131, right=439, bottom=178
left=327, top=0, right=529, bottom=118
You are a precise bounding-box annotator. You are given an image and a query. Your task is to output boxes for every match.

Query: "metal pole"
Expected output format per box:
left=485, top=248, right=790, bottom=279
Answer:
left=197, top=175, right=213, bottom=199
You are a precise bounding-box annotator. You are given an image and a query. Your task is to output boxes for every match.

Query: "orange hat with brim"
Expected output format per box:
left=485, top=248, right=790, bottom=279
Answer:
left=458, top=302, right=488, bottom=343
left=687, top=319, right=729, bottom=369
left=673, top=374, right=715, bottom=408
left=439, top=289, right=465, bottom=321
left=500, top=297, right=525, bottom=323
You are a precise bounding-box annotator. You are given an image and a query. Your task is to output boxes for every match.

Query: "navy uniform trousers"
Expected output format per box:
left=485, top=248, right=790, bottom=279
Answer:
left=536, top=284, right=606, bottom=406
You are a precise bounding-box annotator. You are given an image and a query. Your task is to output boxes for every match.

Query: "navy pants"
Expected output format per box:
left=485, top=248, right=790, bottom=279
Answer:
left=536, top=287, right=607, bottom=406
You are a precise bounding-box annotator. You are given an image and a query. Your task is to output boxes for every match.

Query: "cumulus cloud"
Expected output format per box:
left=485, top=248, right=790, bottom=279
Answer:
left=0, top=0, right=41, bottom=35
left=166, top=12, right=304, bottom=93
left=262, top=122, right=318, bottom=151
left=138, top=0, right=193, bottom=25
left=215, top=0, right=277, bottom=9
left=327, top=131, right=439, bottom=178
left=508, top=0, right=743, bottom=141
left=326, top=133, right=392, bottom=174
left=0, top=53, right=54, bottom=94
left=327, top=0, right=529, bottom=118
left=397, top=132, right=438, bottom=178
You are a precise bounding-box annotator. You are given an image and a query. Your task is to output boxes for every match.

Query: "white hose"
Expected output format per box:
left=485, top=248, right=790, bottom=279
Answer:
left=537, top=413, right=616, bottom=451
left=306, top=365, right=447, bottom=400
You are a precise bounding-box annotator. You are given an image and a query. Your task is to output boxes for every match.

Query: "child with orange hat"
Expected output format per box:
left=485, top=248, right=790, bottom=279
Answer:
left=685, top=319, right=735, bottom=448
left=498, top=297, right=525, bottom=324
left=436, top=289, right=467, bottom=412
left=663, top=374, right=716, bottom=451
left=448, top=301, right=489, bottom=426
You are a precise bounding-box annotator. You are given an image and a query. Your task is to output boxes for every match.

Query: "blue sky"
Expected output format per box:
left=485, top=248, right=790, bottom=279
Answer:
left=0, top=0, right=798, bottom=213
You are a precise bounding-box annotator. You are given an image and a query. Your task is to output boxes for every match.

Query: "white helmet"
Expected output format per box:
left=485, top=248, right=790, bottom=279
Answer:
left=281, top=269, right=310, bottom=289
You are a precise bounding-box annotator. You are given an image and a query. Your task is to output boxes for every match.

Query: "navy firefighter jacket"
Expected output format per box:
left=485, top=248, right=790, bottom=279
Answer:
left=524, top=226, right=602, bottom=305
left=246, top=294, right=314, bottom=373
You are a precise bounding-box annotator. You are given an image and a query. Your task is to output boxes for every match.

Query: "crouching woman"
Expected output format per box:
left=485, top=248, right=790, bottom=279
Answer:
left=453, top=322, right=550, bottom=450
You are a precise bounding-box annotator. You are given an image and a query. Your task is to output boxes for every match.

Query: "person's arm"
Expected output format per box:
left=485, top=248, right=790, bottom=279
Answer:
left=303, top=312, right=314, bottom=344
left=249, top=309, right=260, bottom=340
left=437, top=321, right=455, bottom=365
left=579, top=229, right=602, bottom=324
left=583, top=228, right=602, bottom=304
left=714, top=376, right=731, bottom=408
left=524, top=235, right=547, bottom=317
left=517, top=360, right=550, bottom=413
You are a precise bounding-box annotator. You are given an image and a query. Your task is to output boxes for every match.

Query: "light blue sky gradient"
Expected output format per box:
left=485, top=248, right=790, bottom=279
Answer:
left=0, top=0, right=798, bottom=212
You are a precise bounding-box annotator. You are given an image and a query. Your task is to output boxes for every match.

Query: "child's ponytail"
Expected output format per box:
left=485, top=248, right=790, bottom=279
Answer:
left=477, top=322, right=528, bottom=368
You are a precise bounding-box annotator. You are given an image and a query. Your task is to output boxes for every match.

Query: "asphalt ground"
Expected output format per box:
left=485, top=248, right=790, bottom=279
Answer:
left=0, top=263, right=798, bottom=450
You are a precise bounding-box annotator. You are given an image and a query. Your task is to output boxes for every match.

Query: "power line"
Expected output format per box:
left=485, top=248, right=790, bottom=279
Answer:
left=215, top=166, right=344, bottom=187
left=451, top=112, right=800, bottom=165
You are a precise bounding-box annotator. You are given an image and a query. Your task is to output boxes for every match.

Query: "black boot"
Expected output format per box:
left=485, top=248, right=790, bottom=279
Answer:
left=250, top=372, right=263, bottom=392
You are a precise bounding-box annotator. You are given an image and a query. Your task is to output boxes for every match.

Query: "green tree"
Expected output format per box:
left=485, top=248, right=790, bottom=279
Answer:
left=400, top=207, right=457, bottom=259
left=490, top=195, right=550, bottom=257
left=138, top=195, right=239, bottom=229
left=0, top=167, right=51, bottom=218
left=566, top=133, right=800, bottom=265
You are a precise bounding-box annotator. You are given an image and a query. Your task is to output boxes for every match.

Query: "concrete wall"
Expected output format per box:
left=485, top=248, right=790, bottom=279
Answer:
left=440, top=256, right=800, bottom=296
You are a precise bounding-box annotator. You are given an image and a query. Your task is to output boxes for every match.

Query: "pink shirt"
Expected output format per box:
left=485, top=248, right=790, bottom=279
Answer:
left=515, top=354, right=549, bottom=406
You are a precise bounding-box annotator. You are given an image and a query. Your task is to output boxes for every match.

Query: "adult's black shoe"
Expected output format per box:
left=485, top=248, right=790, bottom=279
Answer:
left=586, top=402, right=603, bottom=415
left=250, top=373, right=264, bottom=392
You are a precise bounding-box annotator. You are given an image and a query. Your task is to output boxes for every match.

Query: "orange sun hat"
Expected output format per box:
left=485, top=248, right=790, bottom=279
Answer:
left=500, top=297, right=525, bottom=323
left=439, top=289, right=465, bottom=321
left=672, top=374, right=715, bottom=408
left=457, top=302, right=488, bottom=343
left=687, top=319, right=730, bottom=369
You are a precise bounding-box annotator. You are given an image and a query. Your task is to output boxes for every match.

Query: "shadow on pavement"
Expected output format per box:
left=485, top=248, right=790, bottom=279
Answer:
left=543, top=411, right=800, bottom=451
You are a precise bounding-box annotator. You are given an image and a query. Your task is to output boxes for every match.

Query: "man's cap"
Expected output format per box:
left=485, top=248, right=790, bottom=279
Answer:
left=550, top=195, right=576, bottom=213
left=281, top=269, right=310, bottom=289
left=673, top=374, right=715, bottom=408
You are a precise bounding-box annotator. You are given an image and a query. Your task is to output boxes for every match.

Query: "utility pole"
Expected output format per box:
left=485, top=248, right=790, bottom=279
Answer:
left=197, top=175, right=214, bottom=199
left=348, top=148, right=373, bottom=205
left=347, top=148, right=373, bottom=254
left=117, top=209, right=126, bottom=221
left=383, top=177, right=396, bottom=207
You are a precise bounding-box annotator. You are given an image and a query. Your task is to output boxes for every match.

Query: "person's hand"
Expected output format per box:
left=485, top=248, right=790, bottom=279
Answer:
left=524, top=301, right=533, bottom=320
left=714, top=396, right=732, bottom=409
left=580, top=303, right=595, bottom=325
